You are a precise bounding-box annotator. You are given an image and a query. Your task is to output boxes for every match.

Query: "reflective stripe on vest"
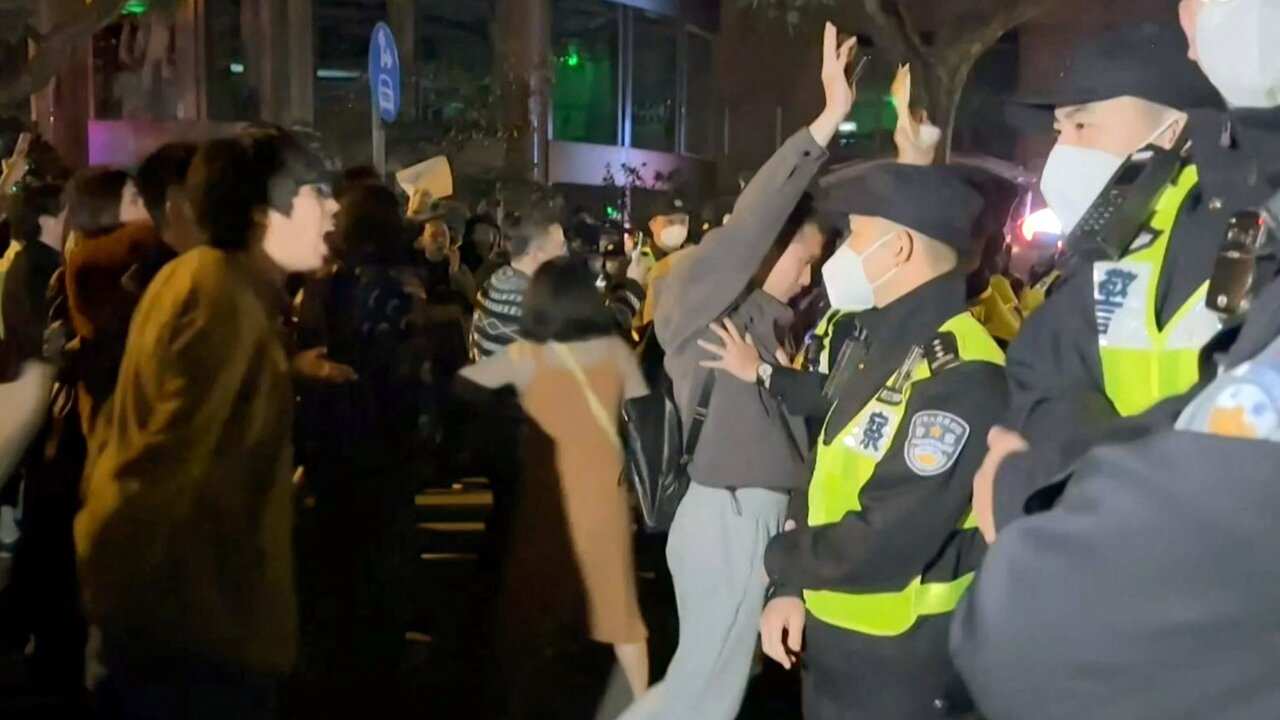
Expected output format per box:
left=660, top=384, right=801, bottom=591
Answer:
left=807, top=309, right=851, bottom=374
left=803, top=311, right=1003, bottom=637
left=1096, top=165, right=1222, bottom=418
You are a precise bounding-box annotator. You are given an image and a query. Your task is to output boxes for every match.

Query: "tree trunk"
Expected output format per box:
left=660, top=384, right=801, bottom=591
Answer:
left=493, top=0, right=550, bottom=185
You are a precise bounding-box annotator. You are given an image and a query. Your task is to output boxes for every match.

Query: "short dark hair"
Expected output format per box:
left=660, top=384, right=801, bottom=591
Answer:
left=753, top=192, right=820, bottom=288
left=189, top=127, right=331, bottom=251
left=238, top=124, right=332, bottom=216
left=336, top=165, right=382, bottom=200
left=521, top=256, right=616, bottom=343
left=503, top=197, right=561, bottom=259
left=135, top=142, right=197, bottom=228
left=187, top=138, right=261, bottom=251
left=338, top=183, right=409, bottom=265
left=9, top=181, right=63, bottom=244
left=66, top=168, right=130, bottom=239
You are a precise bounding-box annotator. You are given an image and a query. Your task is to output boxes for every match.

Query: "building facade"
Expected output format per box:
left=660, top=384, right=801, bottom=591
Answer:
left=32, top=0, right=720, bottom=211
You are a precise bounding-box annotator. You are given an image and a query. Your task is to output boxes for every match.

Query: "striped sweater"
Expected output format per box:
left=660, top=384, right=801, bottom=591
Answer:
left=469, top=264, right=647, bottom=360
left=470, top=265, right=530, bottom=360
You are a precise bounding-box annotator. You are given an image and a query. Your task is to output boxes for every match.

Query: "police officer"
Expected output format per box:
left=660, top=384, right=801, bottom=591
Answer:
left=702, top=164, right=1008, bottom=719
left=973, top=22, right=1260, bottom=537
left=954, top=7, right=1280, bottom=716
left=637, top=195, right=691, bottom=327
left=953, top=272, right=1280, bottom=720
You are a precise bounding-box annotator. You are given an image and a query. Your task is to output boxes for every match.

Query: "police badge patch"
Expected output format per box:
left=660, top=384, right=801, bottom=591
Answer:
left=904, top=411, right=970, bottom=476
left=1177, top=336, right=1280, bottom=442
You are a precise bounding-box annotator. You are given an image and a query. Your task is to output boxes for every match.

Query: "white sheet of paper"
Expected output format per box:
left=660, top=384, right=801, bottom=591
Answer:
left=396, top=155, right=454, bottom=201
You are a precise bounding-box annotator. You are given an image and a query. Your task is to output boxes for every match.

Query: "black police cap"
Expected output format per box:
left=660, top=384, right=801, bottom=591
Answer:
left=1010, top=23, right=1222, bottom=123
left=820, top=164, right=984, bottom=253
left=650, top=195, right=689, bottom=218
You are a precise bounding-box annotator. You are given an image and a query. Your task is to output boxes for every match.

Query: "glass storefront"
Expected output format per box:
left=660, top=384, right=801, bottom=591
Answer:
left=205, top=0, right=256, bottom=122
left=551, top=0, right=717, bottom=158
left=629, top=10, right=677, bottom=152
left=552, top=0, right=621, bottom=146
left=684, top=30, right=714, bottom=157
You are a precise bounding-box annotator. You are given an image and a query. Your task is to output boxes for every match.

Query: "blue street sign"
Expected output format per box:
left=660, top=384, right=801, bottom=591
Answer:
left=369, top=22, right=401, bottom=124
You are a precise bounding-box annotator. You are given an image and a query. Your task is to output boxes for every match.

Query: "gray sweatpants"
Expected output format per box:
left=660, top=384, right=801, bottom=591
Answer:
left=619, top=483, right=788, bottom=720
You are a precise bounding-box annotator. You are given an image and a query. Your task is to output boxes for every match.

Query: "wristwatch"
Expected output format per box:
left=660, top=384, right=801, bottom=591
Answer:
left=756, top=362, right=775, bottom=390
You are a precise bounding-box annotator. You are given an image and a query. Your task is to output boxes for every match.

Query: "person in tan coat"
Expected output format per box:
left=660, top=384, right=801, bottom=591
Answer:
left=76, top=127, right=337, bottom=718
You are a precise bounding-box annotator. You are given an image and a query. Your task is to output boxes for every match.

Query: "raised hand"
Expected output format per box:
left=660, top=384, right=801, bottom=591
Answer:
left=892, top=65, right=941, bottom=166
left=821, top=22, right=859, bottom=119
left=810, top=23, right=860, bottom=146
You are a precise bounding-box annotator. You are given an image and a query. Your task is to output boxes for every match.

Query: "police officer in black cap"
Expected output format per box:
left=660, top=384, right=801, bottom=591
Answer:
left=701, top=164, right=1008, bottom=719
left=971, top=21, right=1280, bottom=540
left=952, top=7, right=1280, bottom=717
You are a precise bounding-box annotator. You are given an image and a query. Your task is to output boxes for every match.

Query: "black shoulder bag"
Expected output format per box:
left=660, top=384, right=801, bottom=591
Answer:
left=620, top=369, right=716, bottom=533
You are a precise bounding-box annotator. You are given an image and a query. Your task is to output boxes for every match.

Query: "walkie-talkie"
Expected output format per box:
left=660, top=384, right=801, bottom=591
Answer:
left=1207, top=208, right=1275, bottom=318
left=1065, top=136, right=1189, bottom=262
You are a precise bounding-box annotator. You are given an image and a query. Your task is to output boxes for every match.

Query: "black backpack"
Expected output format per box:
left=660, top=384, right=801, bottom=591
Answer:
left=620, top=363, right=715, bottom=533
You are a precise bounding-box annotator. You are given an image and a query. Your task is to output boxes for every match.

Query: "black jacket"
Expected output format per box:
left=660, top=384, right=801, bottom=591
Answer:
left=766, top=274, right=1007, bottom=596
left=995, top=108, right=1280, bottom=527
left=767, top=311, right=863, bottom=422
left=952, top=274, right=1280, bottom=720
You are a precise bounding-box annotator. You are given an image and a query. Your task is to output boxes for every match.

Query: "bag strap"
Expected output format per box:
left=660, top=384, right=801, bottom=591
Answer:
left=549, top=342, right=623, bottom=452
left=680, top=370, right=716, bottom=467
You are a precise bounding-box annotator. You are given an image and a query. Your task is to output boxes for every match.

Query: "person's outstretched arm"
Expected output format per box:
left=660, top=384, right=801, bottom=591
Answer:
left=655, top=23, right=857, bottom=352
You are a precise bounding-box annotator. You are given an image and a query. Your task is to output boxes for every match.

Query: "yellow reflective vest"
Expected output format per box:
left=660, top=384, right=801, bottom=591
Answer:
left=804, top=311, right=1003, bottom=637
left=1095, top=165, right=1222, bottom=417
left=801, top=308, right=853, bottom=373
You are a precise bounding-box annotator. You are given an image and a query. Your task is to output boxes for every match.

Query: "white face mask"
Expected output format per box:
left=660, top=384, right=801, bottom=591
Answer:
left=1038, top=144, right=1124, bottom=236
left=1039, top=115, right=1180, bottom=234
left=1196, top=0, right=1280, bottom=109
left=657, top=224, right=688, bottom=251
left=822, top=233, right=899, bottom=312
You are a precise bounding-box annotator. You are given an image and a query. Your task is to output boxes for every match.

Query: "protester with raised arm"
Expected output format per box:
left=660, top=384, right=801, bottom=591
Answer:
left=620, top=23, right=854, bottom=720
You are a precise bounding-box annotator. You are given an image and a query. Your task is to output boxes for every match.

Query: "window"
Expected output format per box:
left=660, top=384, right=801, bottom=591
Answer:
left=552, top=0, right=621, bottom=145
left=92, top=14, right=180, bottom=120
left=683, top=30, right=713, bottom=156
left=630, top=11, right=677, bottom=152
left=205, top=0, right=256, bottom=121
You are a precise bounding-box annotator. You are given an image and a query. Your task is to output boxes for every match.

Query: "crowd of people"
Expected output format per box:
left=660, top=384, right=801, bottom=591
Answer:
left=1, top=0, right=1279, bottom=718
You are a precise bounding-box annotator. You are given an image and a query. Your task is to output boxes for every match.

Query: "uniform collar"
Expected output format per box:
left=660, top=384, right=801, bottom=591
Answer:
left=858, top=271, right=968, bottom=351
left=1189, top=108, right=1280, bottom=206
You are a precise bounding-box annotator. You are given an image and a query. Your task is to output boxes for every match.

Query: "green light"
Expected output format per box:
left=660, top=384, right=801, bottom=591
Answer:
left=605, top=205, right=620, bottom=220
left=561, top=42, right=581, bottom=68
left=122, top=1, right=148, bottom=15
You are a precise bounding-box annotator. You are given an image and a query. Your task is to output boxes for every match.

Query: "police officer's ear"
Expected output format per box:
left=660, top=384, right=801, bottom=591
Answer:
left=889, top=228, right=915, bottom=266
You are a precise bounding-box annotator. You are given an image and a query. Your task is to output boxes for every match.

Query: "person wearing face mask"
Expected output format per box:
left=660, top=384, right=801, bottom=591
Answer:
left=952, top=8, right=1280, bottom=715
left=704, top=163, right=1007, bottom=720
left=973, top=22, right=1238, bottom=539
left=636, top=196, right=691, bottom=328
left=732, top=111, right=955, bottom=427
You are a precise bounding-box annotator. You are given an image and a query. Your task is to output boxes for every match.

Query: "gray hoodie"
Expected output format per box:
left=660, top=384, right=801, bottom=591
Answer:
left=653, top=129, right=826, bottom=491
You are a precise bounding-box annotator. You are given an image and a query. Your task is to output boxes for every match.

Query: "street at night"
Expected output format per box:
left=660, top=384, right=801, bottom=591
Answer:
left=3, top=0, right=1280, bottom=719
